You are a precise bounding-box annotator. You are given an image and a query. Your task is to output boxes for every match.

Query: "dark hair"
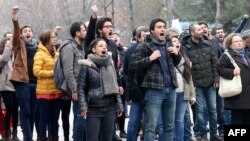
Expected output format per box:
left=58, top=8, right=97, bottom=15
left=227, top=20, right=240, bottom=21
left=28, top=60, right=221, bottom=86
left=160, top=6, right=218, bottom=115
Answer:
left=20, top=25, right=32, bottom=34
left=198, top=21, right=208, bottom=28
left=88, top=38, right=105, bottom=53
left=70, top=22, right=82, bottom=38
left=149, top=18, right=166, bottom=33
left=39, top=30, right=55, bottom=56
left=0, top=37, right=9, bottom=55
left=96, top=17, right=112, bottom=36
left=179, top=47, right=191, bottom=82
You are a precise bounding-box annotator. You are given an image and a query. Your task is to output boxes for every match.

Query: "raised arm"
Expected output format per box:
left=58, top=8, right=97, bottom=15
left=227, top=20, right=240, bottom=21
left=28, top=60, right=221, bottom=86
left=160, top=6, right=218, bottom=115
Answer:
left=12, top=6, right=21, bottom=56
left=234, top=14, right=249, bottom=33
left=85, top=5, right=98, bottom=48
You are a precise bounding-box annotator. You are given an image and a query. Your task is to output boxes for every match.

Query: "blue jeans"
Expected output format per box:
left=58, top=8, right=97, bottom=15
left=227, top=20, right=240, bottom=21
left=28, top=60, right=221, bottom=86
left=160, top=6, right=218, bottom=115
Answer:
left=194, top=86, right=217, bottom=136
left=38, top=98, right=61, bottom=137
left=14, top=82, right=37, bottom=141
left=73, top=101, right=86, bottom=141
left=216, top=89, right=225, bottom=132
left=174, top=93, right=188, bottom=141
left=224, top=110, right=231, bottom=125
left=144, top=86, right=176, bottom=141
left=86, top=105, right=116, bottom=141
left=184, top=106, right=193, bottom=141
left=127, top=101, right=164, bottom=141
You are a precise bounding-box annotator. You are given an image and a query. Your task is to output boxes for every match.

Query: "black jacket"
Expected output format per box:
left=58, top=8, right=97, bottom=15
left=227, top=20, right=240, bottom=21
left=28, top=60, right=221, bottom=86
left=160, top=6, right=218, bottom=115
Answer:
left=182, top=35, right=219, bottom=87
left=217, top=49, right=250, bottom=109
left=124, top=42, right=145, bottom=102
left=77, top=65, right=123, bottom=112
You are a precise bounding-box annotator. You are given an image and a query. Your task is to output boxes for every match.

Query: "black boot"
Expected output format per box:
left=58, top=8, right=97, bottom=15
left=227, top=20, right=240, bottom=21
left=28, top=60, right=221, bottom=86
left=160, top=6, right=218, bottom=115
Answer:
left=12, top=129, right=20, bottom=141
left=51, top=136, right=59, bottom=141
left=39, top=137, right=48, bottom=141
left=5, top=130, right=11, bottom=141
left=64, top=136, right=69, bottom=141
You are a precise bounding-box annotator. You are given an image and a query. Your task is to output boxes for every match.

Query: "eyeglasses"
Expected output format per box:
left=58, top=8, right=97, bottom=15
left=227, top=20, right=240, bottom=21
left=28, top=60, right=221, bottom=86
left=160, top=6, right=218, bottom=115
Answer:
left=50, top=36, right=57, bottom=39
left=103, top=25, right=113, bottom=29
left=231, top=40, right=242, bottom=44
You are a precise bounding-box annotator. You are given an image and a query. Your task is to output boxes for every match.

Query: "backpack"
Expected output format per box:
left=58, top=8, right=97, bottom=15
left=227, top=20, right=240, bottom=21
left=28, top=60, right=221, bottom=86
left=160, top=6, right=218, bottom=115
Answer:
left=54, top=40, right=74, bottom=94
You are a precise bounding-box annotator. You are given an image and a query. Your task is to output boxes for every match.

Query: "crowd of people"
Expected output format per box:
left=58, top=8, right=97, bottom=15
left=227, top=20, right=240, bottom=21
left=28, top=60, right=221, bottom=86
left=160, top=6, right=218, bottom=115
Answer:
left=0, top=4, right=250, bottom=141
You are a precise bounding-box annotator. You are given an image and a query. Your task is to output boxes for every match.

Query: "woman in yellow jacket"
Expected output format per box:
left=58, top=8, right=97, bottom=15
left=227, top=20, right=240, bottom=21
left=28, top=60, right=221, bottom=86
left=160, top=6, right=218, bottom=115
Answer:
left=33, top=30, right=61, bottom=141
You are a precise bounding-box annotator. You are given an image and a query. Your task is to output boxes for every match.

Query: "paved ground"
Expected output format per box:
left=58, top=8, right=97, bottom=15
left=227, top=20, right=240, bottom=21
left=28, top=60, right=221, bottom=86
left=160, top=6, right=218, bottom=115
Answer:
left=2, top=105, right=198, bottom=141
left=14, top=106, right=130, bottom=141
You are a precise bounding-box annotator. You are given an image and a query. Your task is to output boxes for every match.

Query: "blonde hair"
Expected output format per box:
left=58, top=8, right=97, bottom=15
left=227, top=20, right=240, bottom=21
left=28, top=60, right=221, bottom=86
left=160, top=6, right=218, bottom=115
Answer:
left=223, top=33, right=241, bottom=49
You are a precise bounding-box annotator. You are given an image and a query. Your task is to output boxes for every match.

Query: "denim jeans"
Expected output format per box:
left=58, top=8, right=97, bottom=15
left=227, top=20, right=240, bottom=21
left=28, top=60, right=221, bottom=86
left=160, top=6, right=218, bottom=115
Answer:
left=38, top=98, right=61, bottom=137
left=73, top=101, right=86, bottom=141
left=193, top=99, right=208, bottom=135
left=224, top=110, right=231, bottom=125
left=216, top=89, right=225, bottom=132
left=144, top=86, right=176, bottom=141
left=194, top=86, right=218, bottom=136
left=174, top=93, right=188, bottom=141
left=127, top=101, right=164, bottom=141
left=86, top=105, right=116, bottom=141
left=14, top=82, right=37, bottom=141
left=184, top=106, right=193, bottom=141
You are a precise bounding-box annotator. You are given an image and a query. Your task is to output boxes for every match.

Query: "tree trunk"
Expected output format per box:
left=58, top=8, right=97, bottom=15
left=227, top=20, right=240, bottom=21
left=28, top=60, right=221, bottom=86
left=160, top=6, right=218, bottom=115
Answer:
left=215, top=0, right=221, bottom=24
left=128, top=0, right=135, bottom=34
left=112, top=0, right=115, bottom=25
left=104, top=0, right=108, bottom=16
left=167, top=0, right=173, bottom=28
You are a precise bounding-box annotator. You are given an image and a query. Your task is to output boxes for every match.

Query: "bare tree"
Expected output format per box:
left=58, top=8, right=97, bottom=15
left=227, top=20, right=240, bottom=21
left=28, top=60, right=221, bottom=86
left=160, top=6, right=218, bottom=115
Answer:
left=215, top=0, right=221, bottom=24
left=111, top=0, right=114, bottom=24
left=128, top=0, right=135, bottom=33
left=167, top=0, right=173, bottom=27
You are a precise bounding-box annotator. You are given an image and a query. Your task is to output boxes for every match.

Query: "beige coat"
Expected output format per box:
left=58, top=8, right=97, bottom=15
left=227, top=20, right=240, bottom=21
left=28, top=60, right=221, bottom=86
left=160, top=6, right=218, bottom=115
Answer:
left=0, top=41, right=15, bottom=91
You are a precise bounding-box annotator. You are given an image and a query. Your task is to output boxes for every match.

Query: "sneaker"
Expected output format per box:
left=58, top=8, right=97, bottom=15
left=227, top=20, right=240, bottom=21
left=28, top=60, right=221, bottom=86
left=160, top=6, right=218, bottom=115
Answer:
left=119, top=131, right=127, bottom=138
left=125, top=112, right=129, bottom=118
left=200, top=135, right=208, bottom=141
left=114, top=134, right=122, bottom=141
left=195, top=134, right=202, bottom=141
left=219, top=131, right=224, bottom=138
left=210, top=135, right=221, bottom=141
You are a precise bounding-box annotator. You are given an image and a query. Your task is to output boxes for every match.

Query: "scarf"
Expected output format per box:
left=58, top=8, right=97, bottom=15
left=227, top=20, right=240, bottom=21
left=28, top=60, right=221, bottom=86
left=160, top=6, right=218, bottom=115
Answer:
left=233, top=49, right=248, bottom=65
left=24, top=39, right=38, bottom=53
left=151, top=34, right=166, bottom=46
left=87, top=52, right=119, bottom=95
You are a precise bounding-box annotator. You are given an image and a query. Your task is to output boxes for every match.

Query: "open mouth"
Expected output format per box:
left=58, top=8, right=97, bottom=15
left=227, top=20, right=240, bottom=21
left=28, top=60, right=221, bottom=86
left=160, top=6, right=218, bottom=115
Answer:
left=101, top=51, right=106, bottom=55
left=109, top=32, right=112, bottom=36
left=160, top=33, right=165, bottom=37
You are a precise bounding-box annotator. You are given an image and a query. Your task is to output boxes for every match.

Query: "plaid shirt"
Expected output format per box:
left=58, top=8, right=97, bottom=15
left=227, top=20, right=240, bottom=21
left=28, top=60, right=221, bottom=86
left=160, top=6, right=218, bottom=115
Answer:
left=129, top=36, right=181, bottom=89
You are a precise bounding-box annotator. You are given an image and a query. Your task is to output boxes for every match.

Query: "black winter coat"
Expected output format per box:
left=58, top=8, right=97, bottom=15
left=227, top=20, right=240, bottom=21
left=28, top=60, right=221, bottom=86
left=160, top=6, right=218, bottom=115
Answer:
left=182, top=35, right=219, bottom=87
left=217, top=49, right=250, bottom=109
left=77, top=65, right=123, bottom=112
